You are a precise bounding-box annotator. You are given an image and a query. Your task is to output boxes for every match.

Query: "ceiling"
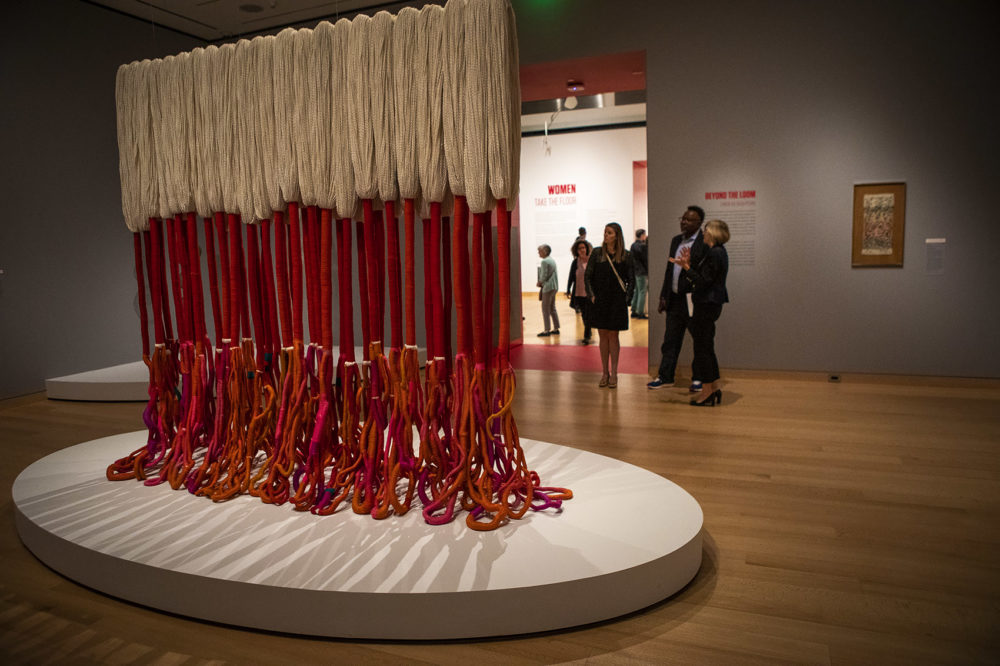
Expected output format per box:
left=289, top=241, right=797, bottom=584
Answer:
left=89, top=0, right=433, bottom=41
left=519, top=50, right=645, bottom=103
left=89, top=0, right=646, bottom=130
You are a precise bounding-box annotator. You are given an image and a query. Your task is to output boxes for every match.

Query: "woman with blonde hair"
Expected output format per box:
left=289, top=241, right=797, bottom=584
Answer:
left=585, top=222, right=634, bottom=388
left=670, top=219, right=730, bottom=405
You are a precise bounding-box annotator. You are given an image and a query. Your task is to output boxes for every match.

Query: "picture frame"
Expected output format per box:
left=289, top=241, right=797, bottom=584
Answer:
left=852, top=182, right=906, bottom=267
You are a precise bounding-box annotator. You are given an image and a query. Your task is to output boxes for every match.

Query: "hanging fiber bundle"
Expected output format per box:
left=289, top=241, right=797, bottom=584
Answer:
left=106, top=0, right=570, bottom=532
left=292, top=28, right=317, bottom=209
left=115, top=62, right=143, bottom=232
left=273, top=28, right=300, bottom=207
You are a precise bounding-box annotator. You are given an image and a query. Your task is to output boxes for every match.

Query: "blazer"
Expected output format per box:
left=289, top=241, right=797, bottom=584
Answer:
left=659, top=231, right=707, bottom=303
left=537, top=255, right=558, bottom=293
left=630, top=240, right=648, bottom=276
left=566, top=256, right=588, bottom=296
left=683, top=244, right=729, bottom=305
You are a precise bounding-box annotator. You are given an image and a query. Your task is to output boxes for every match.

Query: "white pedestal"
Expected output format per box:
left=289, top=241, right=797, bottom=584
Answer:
left=44, top=346, right=428, bottom=402
left=14, top=432, right=702, bottom=639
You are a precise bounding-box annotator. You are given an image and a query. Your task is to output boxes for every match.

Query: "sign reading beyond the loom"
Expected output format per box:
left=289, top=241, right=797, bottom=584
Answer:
left=703, top=189, right=757, bottom=267
left=534, top=183, right=577, bottom=207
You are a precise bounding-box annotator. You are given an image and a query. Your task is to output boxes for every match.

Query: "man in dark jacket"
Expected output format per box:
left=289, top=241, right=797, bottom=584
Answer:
left=630, top=229, right=648, bottom=319
left=647, top=207, right=706, bottom=389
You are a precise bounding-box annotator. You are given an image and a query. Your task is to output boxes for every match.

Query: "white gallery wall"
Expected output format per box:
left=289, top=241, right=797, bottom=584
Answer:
left=519, top=127, right=647, bottom=293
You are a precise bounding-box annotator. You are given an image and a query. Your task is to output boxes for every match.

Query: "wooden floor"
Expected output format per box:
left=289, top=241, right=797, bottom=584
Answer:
left=2, top=371, right=999, bottom=664
left=521, top=292, right=649, bottom=348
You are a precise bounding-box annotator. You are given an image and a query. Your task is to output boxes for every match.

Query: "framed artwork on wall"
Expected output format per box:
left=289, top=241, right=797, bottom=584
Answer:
left=852, top=182, right=906, bottom=267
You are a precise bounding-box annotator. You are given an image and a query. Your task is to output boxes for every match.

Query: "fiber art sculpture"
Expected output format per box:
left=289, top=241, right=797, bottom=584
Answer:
left=107, top=0, right=571, bottom=531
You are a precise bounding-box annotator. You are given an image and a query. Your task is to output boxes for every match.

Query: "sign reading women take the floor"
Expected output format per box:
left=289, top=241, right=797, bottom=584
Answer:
left=530, top=182, right=622, bottom=286
left=703, top=189, right=757, bottom=266
left=519, top=127, right=645, bottom=291
left=533, top=183, right=579, bottom=250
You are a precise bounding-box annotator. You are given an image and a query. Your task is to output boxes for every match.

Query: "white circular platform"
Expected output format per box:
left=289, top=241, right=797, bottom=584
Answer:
left=44, top=347, right=429, bottom=402
left=13, top=432, right=703, bottom=639
left=45, top=361, right=150, bottom=401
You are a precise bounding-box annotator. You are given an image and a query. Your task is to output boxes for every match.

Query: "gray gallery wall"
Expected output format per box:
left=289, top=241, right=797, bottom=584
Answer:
left=0, top=0, right=520, bottom=400
left=513, top=0, right=1000, bottom=378
left=1, top=0, right=996, bottom=400
left=0, top=1, right=202, bottom=400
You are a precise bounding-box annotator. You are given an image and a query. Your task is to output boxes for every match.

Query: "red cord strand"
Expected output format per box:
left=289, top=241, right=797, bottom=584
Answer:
left=404, top=199, right=416, bottom=347
left=273, top=211, right=292, bottom=348
left=133, top=232, right=150, bottom=358
left=287, top=203, right=304, bottom=342
left=204, top=215, right=223, bottom=348
left=215, top=214, right=231, bottom=342
left=385, top=200, right=402, bottom=351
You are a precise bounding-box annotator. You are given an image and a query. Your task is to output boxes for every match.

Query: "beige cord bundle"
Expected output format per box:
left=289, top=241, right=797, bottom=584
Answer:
left=370, top=11, right=398, bottom=208
left=311, top=22, right=336, bottom=213
left=392, top=8, right=420, bottom=205
left=330, top=19, right=357, bottom=221
left=273, top=28, right=300, bottom=207
left=486, top=0, right=520, bottom=205
left=232, top=39, right=258, bottom=219
left=147, top=56, right=171, bottom=220
left=133, top=60, right=159, bottom=228
left=192, top=47, right=223, bottom=218
left=442, top=0, right=468, bottom=201
left=215, top=44, right=238, bottom=216
left=292, top=28, right=317, bottom=208
left=253, top=35, right=282, bottom=218
left=161, top=54, right=190, bottom=217
left=176, top=51, right=198, bottom=217
left=461, top=0, right=495, bottom=215
left=416, top=4, right=449, bottom=209
left=115, top=63, right=143, bottom=231
left=347, top=15, right=377, bottom=203
left=115, top=0, right=524, bottom=227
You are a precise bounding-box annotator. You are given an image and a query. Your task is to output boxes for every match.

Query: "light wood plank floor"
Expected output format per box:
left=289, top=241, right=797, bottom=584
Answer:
left=2, top=371, right=998, bottom=664
left=521, top=292, right=650, bottom=348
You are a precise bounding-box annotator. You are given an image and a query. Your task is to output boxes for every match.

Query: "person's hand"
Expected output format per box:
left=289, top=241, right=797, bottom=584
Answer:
left=565, top=291, right=571, bottom=299
left=658, top=297, right=667, bottom=313
left=668, top=247, right=691, bottom=270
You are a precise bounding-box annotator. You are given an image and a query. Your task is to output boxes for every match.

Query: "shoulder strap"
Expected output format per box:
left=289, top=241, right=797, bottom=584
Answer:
left=607, top=254, right=626, bottom=292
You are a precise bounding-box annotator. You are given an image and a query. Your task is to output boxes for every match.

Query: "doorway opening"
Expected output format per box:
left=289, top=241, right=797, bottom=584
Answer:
left=513, top=51, right=649, bottom=374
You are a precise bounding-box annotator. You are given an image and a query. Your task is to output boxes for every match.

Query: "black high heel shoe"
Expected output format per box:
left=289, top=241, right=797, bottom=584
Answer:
left=690, top=389, right=722, bottom=406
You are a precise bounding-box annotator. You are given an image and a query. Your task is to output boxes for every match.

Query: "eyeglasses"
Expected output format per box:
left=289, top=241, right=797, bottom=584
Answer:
left=679, top=216, right=700, bottom=223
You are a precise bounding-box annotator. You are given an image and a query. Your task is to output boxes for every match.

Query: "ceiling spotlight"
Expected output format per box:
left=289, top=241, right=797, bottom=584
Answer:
left=566, top=79, right=585, bottom=93
left=563, top=96, right=578, bottom=110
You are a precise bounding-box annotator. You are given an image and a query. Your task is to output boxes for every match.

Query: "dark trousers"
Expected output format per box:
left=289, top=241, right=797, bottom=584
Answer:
left=572, top=295, right=593, bottom=340
left=690, top=302, right=723, bottom=384
left=657, top=294, right=691, bottom=382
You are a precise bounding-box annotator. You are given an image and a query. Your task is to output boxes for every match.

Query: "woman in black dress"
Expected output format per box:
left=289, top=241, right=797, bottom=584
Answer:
left=585, top=222, right=634, bottom=388
left=670, top=219, right=730, bottom=406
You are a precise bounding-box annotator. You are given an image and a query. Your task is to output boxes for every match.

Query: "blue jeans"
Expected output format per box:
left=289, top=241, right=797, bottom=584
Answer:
left=631, top=274, right=648, bottom=316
